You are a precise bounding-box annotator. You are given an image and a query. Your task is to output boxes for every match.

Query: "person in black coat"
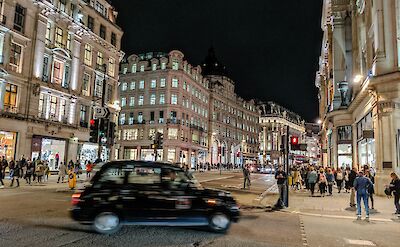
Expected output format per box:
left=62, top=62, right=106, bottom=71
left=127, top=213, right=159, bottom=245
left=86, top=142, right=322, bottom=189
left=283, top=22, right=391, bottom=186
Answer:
left=388, top=172, right=400, bottom=215
left=10, top=160, right=21, bottom=187
left=348, top=167, right=358, bottom=207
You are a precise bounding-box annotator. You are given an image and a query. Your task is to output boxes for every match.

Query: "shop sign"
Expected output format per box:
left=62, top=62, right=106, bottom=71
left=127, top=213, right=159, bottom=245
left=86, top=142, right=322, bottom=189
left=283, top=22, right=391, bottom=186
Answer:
left=362, top=130, right=374, bottom=139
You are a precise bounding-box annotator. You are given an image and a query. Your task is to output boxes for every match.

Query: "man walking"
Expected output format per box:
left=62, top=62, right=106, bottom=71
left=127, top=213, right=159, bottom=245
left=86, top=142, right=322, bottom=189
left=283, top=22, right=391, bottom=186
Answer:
left=243, top=165, right=251, bottom=189
left=354, top=171, right=373, bottom=221
left=349, top=167, right=358, bottom=207
left=275, top=165, right=287, bottom=208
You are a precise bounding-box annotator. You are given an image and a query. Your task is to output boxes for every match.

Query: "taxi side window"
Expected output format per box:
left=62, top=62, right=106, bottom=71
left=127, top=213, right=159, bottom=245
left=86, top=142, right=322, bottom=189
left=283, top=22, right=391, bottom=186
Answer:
left=127, top=167, right=161, bottom=184
left=98, top=167, right=125, bottom=185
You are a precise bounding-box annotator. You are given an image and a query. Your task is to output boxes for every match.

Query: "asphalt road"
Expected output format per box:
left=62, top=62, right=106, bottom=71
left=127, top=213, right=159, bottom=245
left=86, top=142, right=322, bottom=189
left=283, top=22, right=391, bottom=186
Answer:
left=0, top=185, right=302, bottom=247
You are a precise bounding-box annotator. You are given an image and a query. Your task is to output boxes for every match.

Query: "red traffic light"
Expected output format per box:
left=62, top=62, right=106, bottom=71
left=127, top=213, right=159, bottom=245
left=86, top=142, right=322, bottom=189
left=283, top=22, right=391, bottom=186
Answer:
left=90, top=119, right=95, bottom=126
left=290, top=136, right=299, bottom=145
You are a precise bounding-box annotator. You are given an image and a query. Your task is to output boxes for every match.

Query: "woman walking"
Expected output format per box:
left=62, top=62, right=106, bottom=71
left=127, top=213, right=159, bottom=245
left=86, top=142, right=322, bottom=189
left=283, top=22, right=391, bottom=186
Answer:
left=25, top=161, right=34, bottom=185
left=10, top=160, right=21, bottom=187
left=57, top=162, right=67, bottom=183
left=326, top=168, right=335, bottom=196
left=307, top=167, right=318, bottom=197
left=388, top=172, right=400, bottom=215
left=365, top=169, right=375, bottom=210
left=335, top=168, right=344, bottom=193
left=317, top=168, right=327, bottom=197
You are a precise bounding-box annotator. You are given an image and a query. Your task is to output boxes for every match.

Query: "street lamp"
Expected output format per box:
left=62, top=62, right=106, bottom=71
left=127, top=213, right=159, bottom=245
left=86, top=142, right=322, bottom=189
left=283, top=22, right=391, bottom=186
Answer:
left=353, top=74, right=363, bottom=83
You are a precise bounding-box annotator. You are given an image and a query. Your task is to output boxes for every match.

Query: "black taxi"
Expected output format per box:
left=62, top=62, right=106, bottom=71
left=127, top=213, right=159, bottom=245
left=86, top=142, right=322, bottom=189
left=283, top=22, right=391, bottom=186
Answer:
left=70, top=160, right=240, bottom=234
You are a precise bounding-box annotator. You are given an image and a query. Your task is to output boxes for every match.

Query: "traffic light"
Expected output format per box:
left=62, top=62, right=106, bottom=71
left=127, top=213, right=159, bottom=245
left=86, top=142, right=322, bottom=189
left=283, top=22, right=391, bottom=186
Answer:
left=99, top=118, right=109, bottom=139
left=290, top=136, right=300, bottom=150
left=89, top=119, right=99, bottom=143
left=154, top=132, right=163, bottom=149
left=108, top=122, right=116, bottom=145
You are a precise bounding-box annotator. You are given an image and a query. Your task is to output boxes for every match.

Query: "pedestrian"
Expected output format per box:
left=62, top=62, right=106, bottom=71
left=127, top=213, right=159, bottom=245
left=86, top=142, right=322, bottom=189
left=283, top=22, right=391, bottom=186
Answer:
left=74, top=161, right=80, bottom=179
left=8, top=158, right=15, bottom=181
left=243, top=165, right=251, bottom=189
left=10, top=160, right=21, bottom=187
left=365, top=169, right=375, bottom=210
left=275, top=165, right=287, bottom=208
left=344, top=167, right=350, bottom=193
left=293, top=168, right=301, bottom=190
left=335, top=168, right=344, bottom=193
left=44, top=162, right=50, bottom=182
left=25, top=161, right=34, bottom=185
left=57, top=162, right=67, bottom=183
left=86, top=161, right=93, bottom=179
left=387, top=172, right=400, bottom=215
left=326, top=168, right=335, bottom=196
left=1, top=156, right=8, bottom=180
left=35, top=161, right=45, bottom=183
left=307, top=166, right=318, bottom=196
left=349, top=167, right=358, bottom=207
left=317, top=168, right=327, bottom=197
left=68, top=167, right=77, bottom=190
left=0, top=158, right=4, bottom=188
left=354, top=171, right=373, bottom=221
left=55, top=152, right=60, bottom=169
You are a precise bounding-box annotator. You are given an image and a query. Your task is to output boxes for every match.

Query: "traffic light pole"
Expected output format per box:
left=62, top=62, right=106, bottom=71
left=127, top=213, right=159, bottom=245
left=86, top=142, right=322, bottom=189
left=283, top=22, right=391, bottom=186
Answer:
left=97, top=64, right=107, bottom=160
left=285, top=125, right=290, bottom=207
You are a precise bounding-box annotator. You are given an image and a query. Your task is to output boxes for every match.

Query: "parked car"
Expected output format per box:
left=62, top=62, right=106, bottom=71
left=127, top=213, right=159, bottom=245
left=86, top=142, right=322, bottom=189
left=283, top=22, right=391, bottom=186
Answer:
left=70, top=160, right=240, bottom=234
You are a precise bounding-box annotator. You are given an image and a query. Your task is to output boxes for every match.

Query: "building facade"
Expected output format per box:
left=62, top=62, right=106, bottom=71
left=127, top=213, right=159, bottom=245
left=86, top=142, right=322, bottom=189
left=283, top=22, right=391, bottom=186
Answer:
left=258, top=102, right=306, bottom=166
left=316, top=0, right=400, bottom=193
left=118, top=50, right=209, bottom=167
left=117, top=49, right=259, bottom=167
left=202, top=48, right=259, bottom=166
left=0, top=0, right=123, bottom=169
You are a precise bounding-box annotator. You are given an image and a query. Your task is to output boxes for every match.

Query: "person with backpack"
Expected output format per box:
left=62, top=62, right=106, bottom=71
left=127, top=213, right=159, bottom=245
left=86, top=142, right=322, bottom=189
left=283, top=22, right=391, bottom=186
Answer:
left=317, top=168, right=327, bottom=197
left=326, top=168, right=335, bottom=196
left=365, top=169, right=375, bottom=210
left=335, top=167, right=344, bottom=193
left=354, top=171, right=373, bottom=221
left=387, top=172, right=400, bottom=215
left=307, top=166, right=318, bottom=196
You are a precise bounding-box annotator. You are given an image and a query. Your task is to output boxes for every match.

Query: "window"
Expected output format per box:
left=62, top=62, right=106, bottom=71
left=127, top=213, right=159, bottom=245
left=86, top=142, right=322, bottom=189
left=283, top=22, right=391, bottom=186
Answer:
left=129, top=96, right=135, bottom=106
left=9, top=42, right=22, bottom=73
left=59, top=0, right=66, bottom=12
left=4, top=83, right=17, bottom=107
left=42, top=56, right=50, bottom=82
left=98, top=167, right=125, bottom=185
left=160, top=78, right=166, bottom=87
left=159, top=111, right=164, bottom=123
left=150, top=111, right=155, bottom=123
left=168, top=128, right=178, bottom=140
left=121, top=82, right=128, bottom=91
left=127, top=167, right=161, bottom=185
left=161, top=62, right=166, bottom=70
left=120, top=113, right=125, bottom=125
left=138, top=95, right=144, bottom=105
left=150, top=79, right=156, bottom=88
left=152, top=63, right=157, bottom=71
left=122, top=67, right=127, bottom=74
left=128, top=112, right=134, bottom=125
left=111, top=32, right=116, bottom=46
left=171, top=94, right=178, bottom=105
left=84, top=44, right=92, bottom=66
left=121, top=97, right=126, bottom=107
left=13, top=4, right=25, bottom=32
left=108, top=57, right=115, bottom=76
left=70, top=3, right=76, bottom=18
left=82, top=73, right=91, bottom=96
left=58, top=98, right=66, bottom=122
left=159, top=94, right=165, bottom=104
left=99, top=24, right=106, bottom=40
left=87, top=16, right=94, bottom=31
left=150, top=94, right=156, bottom=105
left=172, top=61, right=179, bottom=70
left=96, top=52, right=104, bottom=70
left=130, top=81, right=135, bottom=90
left=138, top=112, right=143, bottom=123
left=38, top=93, right=44, bottom=116
left=140, top=65, right=145, bottom=72
left=66, top=33, right=72, bottom=51
left=95, top=1, right=107, bottom=16
left=172, top=78, right=178, bottom=88
left=123, top=129, right=138, bottom=140
left=131, top=64, right=137, bottom=73
left=139, top=80, right=145, bottom=89
left=55, top=27, right=64, bottom=48
left=45, top=22, right=52, bottom=46
left=183, top=81, right=186, bottom=90
left=79, top=105, right=87, bottom=123
left=49, top=96, right=57, bottom=118
left=53, top=60, right=64, bottom=84
left=94, top=75, right=103, bottom=97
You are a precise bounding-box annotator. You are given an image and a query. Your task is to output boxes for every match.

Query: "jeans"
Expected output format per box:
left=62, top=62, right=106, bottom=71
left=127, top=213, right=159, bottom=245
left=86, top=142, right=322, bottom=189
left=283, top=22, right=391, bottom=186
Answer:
left=356, top=192, right=370, bottom=216
left=394, top=194, right=400, bottom=213
left=278, top=184, right=287, bottom=207
left=309, top=182, right=316, bottom=195
left=327, top=182, right=333, bottom=195
left=336, top=180, right=343, bottom=192
left=319, top=183, right=326, bottom=195
left=243, top=176, right=251, bottom=189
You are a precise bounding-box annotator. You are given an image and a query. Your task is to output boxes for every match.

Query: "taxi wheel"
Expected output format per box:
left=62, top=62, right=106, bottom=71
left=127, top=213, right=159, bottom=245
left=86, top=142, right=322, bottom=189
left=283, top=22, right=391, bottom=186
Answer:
left=92, top=212, right=121, bottom=234
left=208, top=212, right=231, bottom=233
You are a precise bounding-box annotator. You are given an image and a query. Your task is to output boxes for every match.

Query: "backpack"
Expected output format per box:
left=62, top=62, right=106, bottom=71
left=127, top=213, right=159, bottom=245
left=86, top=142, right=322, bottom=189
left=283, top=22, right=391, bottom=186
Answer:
left=319, top=174, right=327, bottom=184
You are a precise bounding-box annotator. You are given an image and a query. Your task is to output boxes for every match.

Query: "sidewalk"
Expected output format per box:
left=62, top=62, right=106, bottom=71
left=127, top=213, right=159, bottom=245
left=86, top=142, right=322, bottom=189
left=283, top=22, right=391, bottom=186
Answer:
left=284, top=188, right=400, bottom=222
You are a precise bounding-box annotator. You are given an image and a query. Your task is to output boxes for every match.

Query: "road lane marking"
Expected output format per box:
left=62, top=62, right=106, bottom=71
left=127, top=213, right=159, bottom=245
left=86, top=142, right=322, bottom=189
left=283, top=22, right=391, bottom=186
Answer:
left=198, top=176, right=235, bottom=183
left=345, top=239, right=376, bottom=246
left=286, top=210, right=393, bottom=222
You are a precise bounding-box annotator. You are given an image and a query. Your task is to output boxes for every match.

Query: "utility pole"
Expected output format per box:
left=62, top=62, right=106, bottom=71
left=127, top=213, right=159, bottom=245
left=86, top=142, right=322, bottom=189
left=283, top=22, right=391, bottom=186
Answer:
left=97, top=64, right=107, bottom=160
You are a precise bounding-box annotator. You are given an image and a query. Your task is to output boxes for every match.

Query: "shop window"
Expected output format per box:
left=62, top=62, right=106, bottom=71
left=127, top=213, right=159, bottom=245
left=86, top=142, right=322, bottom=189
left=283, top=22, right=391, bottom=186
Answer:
left=13, top=4, right=25, bottom=33
left=4, top=83, right=18, bottom=108
left=9, top=42, right=22, bottom=73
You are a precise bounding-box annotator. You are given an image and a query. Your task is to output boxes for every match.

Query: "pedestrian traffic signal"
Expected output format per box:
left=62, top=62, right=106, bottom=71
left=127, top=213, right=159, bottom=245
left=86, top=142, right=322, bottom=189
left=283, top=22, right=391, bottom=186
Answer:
left=290, top=136, right=299, bottom=145
left=89, top=119, right=99, bottom=143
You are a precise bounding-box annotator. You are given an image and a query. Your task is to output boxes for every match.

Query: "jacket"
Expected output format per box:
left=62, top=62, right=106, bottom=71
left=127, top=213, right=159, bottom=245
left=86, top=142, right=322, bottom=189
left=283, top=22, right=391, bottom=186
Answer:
left=307, top=171, right=318, bottom=183
left=390, top=178, right=400, bottom=196
left=354, top=176, right=373, bottom=194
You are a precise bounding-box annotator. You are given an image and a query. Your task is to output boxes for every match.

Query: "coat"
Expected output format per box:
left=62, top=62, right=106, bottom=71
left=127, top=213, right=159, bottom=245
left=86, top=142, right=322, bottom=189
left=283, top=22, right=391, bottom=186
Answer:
left=307, top=171, right=318, bottom=184
left=58, top=163, right=67, bottom=177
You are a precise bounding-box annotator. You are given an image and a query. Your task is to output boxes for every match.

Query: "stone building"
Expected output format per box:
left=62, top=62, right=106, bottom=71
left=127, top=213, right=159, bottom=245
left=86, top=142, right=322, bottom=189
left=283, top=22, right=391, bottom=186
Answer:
left=258, top=101, right=306, bottom=166
left=117, top=50, right=209, bottom=167
left=316, top=0, right=400, bottom=193
left=0, top=0, right=123, bottom=170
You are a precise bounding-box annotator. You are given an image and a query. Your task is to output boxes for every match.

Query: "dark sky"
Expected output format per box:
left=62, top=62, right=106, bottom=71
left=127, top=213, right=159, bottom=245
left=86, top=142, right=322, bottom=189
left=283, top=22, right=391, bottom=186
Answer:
left=110, top=0, right=323, bottom=122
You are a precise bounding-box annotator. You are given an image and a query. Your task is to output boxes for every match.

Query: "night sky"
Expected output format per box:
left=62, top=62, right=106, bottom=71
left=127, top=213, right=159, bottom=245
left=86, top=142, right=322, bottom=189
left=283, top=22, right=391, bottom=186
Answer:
left=110, top=0, right=323, bottom=122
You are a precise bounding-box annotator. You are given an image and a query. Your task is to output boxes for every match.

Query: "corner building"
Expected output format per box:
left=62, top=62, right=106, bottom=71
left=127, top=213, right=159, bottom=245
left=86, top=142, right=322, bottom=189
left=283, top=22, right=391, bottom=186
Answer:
left=316, top=0, right=400, bottom=193
left=118, top=51, right=210, bottom=167
left=0, top=0, right=123, bottom=169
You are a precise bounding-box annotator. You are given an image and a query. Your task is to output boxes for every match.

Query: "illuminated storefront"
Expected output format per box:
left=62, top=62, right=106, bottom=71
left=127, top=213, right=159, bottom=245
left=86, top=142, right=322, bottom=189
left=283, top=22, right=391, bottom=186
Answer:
left=32, top=136, right=66, bottom=171
left=0, top=131, right=17, bottom=160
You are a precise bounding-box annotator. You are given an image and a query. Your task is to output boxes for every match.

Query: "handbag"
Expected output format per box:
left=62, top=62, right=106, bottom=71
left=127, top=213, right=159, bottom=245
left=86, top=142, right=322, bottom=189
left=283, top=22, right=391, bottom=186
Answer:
left=384, top=187, right=391, bottom=196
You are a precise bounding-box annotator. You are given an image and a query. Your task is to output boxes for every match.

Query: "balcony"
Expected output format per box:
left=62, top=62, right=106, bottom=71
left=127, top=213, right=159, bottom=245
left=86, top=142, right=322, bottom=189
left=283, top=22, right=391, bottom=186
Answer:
left=166, top=118, right=180, bottom=124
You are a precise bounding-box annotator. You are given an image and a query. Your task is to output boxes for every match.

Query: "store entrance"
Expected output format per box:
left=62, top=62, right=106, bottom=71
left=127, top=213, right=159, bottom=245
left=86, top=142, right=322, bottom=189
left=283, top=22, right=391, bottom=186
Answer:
left=32, top=136, right=66, bottom=171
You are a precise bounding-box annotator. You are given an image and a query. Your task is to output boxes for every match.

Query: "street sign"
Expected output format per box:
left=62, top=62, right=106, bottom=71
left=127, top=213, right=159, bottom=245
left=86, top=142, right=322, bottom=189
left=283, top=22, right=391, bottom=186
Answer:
left=94, top=107, right=110, bottom=119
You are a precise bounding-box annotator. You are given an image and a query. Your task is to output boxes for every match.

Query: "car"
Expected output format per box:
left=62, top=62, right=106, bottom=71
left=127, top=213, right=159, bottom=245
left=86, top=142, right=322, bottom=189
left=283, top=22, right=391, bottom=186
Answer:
left=70, top=160, right=240, bottom=234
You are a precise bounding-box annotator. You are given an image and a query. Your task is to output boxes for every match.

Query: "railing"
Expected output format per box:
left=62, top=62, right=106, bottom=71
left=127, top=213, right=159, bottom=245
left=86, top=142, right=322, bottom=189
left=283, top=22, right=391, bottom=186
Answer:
left=167, top=118, right=180, bottom=124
